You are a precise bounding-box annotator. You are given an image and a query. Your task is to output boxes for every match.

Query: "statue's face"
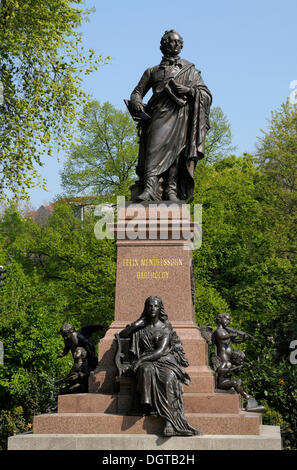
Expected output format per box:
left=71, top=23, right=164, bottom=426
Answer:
left=62, top=324, right=74, bottom=339
left=145, top=298, right=161, bottom=321
left=74, top=347, right=86, bottom=362
left=232, top=353, right=244, bottom=366
left=163, top=32, right=183, bottom=56
left=221, top=314, right=230, bottom=327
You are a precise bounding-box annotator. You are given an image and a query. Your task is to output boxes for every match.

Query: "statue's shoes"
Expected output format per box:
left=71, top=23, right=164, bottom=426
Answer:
left=164, top=192, right=181, bottom=202
left=246, top=398, right=266, bottom=413
left=246, top=405, right=266, bottom=413
left=163, top=427, right=203, bottom=437
left=163, top=422, right=175, bottom=436
left=176, top=429, right=202, bottom=437
left=136, top=190, right=154, bottom=201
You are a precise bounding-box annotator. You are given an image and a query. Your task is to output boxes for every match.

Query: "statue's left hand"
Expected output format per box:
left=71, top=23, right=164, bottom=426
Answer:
left=173, top=83, right=191, bottom=95
left=131, top=359, right=142, bottom=373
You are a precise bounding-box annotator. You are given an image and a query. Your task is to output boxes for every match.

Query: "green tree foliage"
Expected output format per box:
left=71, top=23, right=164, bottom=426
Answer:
left=193, top=154, right=263, bottom=328
left=254, top=100, right=297, bottom=356
left=0, top=201, right=116, bottom=448
left=60, top=101, right=138, bottom=198
left=203, top=106, right=236, bottom=164
left=0, top=0, right=108, bottom=199
left=192, top=102, right=297, bottom=447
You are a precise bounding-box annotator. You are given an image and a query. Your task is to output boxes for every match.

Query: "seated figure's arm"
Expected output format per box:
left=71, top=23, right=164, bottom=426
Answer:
left=132, top=333, right=170, bottom=371
left=57, top=344, right=70, bottom=358
left=119, top=318, right=146, bottom=338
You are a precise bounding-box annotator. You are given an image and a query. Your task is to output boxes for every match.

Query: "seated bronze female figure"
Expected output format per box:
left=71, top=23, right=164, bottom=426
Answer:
left=119, top=295, right=201, bottom=436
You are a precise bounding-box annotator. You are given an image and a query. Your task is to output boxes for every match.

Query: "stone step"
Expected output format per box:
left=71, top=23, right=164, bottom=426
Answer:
left=58, top=391, right=240, bottom=415
left=8, top=425, right=282, bottom=450
left=117, top=392, right=240, bottom=414
left=89, top=365, right=215, bottom=394
left=184, top=366, right=215, bottom=393
left=33, top=411, right=261, bottom=435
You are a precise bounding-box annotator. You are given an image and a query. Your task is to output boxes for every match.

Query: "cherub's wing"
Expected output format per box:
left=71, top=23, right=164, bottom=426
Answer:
left=200, top=326, right=215, bottom=344
left=79, top=324, right=106, bottom=339
left=211, top=355, right=222, bottom=371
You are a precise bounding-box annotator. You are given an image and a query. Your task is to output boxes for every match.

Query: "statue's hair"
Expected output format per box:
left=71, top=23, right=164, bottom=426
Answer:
left=141, top=295, right=168, bottom=322
left=60, top=323, right=74, bottom=334
left=74, top=347, right=87, bottom=359
left=216, top=312, right=230, bottom=325
left=231, top=349, right=246, bottom=362
left=160, top=29, right=183, bottom=55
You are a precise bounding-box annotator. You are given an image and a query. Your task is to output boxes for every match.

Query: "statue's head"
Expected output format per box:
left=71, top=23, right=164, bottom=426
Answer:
left=142, top=296, right=168, bottom=322
left=60, top=323, right=75, bottom=338
left=231, top=349, right=246, bottom=366
left=73, top=347, right=87, bottom=362
left=216, top=312, right=231, bottom=327
left=160, top=30, right=183, bottom=56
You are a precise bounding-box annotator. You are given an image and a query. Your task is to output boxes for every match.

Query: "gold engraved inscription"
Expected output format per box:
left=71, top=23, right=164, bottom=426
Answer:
left=136, top=271, right=169, bottom=280
left=122, top=257, right=183, bottom=280
left=123, top=257, right=182, bottom=267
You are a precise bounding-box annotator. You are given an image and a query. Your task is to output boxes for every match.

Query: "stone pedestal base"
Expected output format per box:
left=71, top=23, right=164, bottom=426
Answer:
left=32, top=411, right=261, bottom=435
left=8, top=425, right=282, bottom=450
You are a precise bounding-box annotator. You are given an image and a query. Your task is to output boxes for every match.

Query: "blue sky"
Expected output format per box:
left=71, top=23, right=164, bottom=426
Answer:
left=27, top=0, right=297, bottom=208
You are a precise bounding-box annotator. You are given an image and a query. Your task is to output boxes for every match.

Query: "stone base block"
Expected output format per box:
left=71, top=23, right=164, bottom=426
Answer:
left=58, top=392, right=240, bottom=415
left=8, top=425, right=282, bottom=450
left=33, top=411, right=261, bottom=435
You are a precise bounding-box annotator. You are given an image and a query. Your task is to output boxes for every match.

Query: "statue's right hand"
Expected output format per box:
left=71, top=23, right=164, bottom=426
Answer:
left=131, top=102, right=144, bottom=114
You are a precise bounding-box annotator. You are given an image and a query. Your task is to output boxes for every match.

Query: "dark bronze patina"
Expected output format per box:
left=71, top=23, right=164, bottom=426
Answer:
left=0, top=265, right=6, bottom=288
left=127, top=30, right=212, bottom=202
left=200, top=313, right=265, bottom=413
left=56, top=323, right=104, bottom=394
left=117, top=296, right=202, bottom=436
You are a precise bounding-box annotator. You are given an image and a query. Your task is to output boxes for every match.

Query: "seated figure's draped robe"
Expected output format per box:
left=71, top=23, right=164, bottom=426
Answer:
left=130, top=58, right=212, bottom=200
left=129, top=322, right=197, bottom=434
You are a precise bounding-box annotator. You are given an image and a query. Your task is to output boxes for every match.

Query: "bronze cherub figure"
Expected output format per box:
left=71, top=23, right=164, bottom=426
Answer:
left=200, top=313, right=265, bottom=413
left=56, top=323, right=105, bottom=394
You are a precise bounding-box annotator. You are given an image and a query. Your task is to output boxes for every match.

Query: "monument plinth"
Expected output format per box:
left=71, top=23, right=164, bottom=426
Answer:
left=8, top=202, right=282, bottom=449
left=89, top=203, right=214, bottom=402
left=28, top=203, right=262, bottom=438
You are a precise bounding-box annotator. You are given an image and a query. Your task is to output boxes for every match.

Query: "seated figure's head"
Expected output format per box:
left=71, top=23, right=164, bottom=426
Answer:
left=160, top=30, right=183, bottom=56
left=142, top=296, right=168, bottom=323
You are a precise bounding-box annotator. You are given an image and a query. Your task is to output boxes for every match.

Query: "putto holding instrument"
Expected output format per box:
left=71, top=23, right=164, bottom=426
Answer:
left=200, top=313, right=265, bottom=413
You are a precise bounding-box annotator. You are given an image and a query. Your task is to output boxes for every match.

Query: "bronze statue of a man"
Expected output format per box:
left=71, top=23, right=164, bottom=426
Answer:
left=129, top=30, right=212, bottom=202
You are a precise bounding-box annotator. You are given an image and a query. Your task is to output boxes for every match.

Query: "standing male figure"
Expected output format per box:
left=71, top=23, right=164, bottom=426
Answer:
left=130, top=30, right=212, bottom=202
